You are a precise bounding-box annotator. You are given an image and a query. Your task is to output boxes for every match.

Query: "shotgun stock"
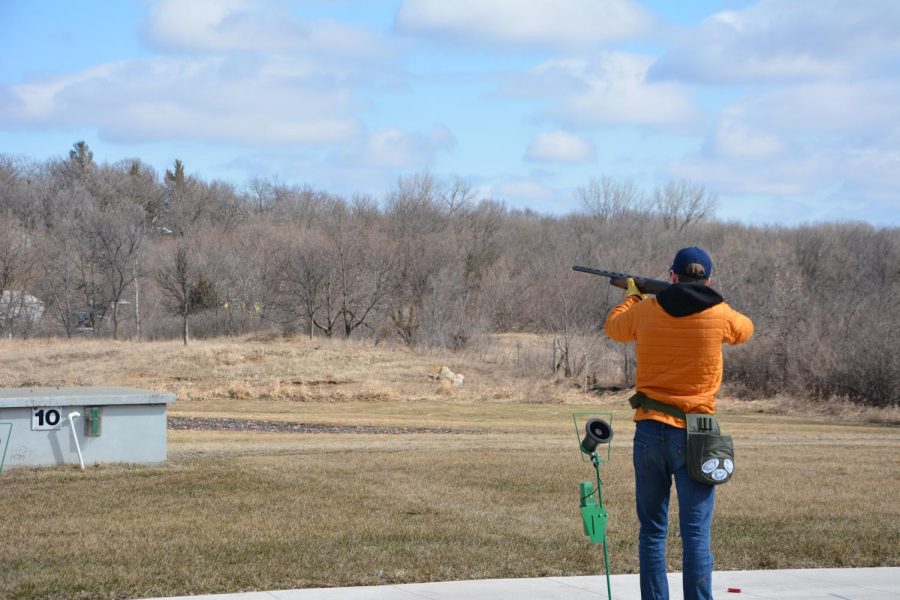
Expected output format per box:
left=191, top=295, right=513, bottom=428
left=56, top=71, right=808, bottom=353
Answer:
left=572, top=265, right=671, bottom=295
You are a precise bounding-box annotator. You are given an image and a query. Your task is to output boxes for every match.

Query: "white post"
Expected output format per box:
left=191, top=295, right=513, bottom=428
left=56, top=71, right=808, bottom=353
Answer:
left=67, top=412, right=85, bottom=470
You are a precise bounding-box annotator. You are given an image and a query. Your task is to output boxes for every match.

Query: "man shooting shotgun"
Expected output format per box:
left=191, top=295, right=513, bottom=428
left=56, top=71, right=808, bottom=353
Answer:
left=581, top=247, right=754, bottom=600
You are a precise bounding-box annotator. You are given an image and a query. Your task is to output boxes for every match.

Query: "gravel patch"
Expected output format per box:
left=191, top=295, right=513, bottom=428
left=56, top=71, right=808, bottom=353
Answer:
left=168, top=416, right=459, bottom=435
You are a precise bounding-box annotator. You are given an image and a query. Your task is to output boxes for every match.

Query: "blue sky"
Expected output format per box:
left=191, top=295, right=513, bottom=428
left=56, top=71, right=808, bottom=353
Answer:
left=1, top=0, right=898, bottom=226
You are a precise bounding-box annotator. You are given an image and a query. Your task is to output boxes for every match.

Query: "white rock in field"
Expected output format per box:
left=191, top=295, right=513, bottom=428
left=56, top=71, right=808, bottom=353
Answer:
left=434, top=366, right=464, bottom=386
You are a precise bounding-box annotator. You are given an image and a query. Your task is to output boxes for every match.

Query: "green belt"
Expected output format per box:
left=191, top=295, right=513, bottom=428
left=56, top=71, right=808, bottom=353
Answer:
left=629, top=391, right=688, bottom=419
left=629, top=391, right=720, bottom=434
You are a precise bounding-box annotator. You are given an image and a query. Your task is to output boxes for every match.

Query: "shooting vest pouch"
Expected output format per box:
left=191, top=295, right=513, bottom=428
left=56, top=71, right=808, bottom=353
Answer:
left=684, top=414, right=734, bottom=485
left=629, top=392, right=735, bottom=485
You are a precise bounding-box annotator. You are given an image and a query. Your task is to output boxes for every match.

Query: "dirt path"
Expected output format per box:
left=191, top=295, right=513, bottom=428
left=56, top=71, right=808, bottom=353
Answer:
left=167, top=416, right=459, bottom=435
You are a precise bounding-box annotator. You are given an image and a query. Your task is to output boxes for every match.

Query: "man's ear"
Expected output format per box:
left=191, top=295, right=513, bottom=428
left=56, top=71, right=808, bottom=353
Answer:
left=705, top=277, right=712, bottom=286
left=669, top=270, right=678, bottom=283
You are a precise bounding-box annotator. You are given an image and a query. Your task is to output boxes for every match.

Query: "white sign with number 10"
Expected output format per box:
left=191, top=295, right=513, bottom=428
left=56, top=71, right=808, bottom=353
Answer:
left=32, top=407, right=62, bottom=430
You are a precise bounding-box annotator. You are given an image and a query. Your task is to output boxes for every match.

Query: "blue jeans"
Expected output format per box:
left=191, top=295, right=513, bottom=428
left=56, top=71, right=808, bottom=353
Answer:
left=633, top=420, right=715, bottom=600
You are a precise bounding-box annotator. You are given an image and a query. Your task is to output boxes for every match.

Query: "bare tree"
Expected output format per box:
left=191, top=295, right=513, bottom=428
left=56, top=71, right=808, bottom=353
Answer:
left=652, top=180, right=717, bottom=231
left=120, top=159, right=166, bottom=230
left=0, top=218, right=39, bottom=336
left=265, top=184, right=326, bottom=228
left=155, top=238, right=215, bottom=345
left=164, top=159, right=199, bottom=236
left=211, top=222, right=273, bottom=336
left=0, top=155, right=27, bottom=223
left=37, top=230, right=79, bottom=337
left=383, top=172, right=452, bottom=345
left=576, top=177, right=644, bottom=223
left=264, top=230, right=332, bottom=337
left=86, top=203, right=145, bottom=339
left=0, top=155, right=19, bottom=206
left=458, top=199, right=504, bottom=285
left=442, top=176, right=475, bottom=216
left=72, top=235, right=108, bottom=335
left=246, top=176, right=276, bottom=213
left=321, top=199, right=393, bottom=337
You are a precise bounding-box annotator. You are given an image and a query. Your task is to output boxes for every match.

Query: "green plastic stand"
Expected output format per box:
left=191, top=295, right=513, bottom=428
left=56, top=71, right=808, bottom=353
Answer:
left=580, top=481, right=608, bottom=544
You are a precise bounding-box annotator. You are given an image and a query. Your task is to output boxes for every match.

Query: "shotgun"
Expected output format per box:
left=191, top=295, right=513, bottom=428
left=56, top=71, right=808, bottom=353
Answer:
left=572, top=265, right=671, bottom=295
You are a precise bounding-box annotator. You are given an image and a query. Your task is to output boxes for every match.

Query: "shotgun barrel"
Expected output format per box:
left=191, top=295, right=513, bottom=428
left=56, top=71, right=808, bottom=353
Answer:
left=572, top=265, right=671, bottom=295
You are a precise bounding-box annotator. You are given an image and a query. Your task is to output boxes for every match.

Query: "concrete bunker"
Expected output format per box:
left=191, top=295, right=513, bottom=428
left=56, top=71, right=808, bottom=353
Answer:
left=0, top=387, right=175, bottom=469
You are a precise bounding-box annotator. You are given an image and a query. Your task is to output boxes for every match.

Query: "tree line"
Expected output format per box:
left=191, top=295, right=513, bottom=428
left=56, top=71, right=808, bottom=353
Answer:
left=0, top=143, right=897, bottom=407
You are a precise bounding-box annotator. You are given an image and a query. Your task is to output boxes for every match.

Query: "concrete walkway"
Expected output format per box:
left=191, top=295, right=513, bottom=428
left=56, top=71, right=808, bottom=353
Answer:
left=144, top=568, right=899, bottom=599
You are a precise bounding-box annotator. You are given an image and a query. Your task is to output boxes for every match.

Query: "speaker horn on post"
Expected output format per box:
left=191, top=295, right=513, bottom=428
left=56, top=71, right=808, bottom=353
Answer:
left=580, top=418, right=613, bottom=454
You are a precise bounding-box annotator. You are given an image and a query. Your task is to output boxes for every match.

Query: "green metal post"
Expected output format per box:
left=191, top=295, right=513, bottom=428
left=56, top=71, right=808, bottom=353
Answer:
left=602, top=539, right=612, bottom=600
left=594, top=456, right=612, bottom=600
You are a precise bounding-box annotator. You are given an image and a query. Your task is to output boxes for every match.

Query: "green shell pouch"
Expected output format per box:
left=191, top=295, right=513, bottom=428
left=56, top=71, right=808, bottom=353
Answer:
left=685, top=414, right=734, bottom=485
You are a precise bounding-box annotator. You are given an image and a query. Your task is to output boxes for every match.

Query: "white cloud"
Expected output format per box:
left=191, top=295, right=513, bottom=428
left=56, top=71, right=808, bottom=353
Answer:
left=144, top=0, right=252, bottom=51
left=338, top=125, right=457, bottom=169
left=505, top=52, right=698, bottom=128
left=0, top=0, right=409, bottom=147
left=650, top=0, right=900, bottom=84
left=669, top=150, right=827, bottom=197
left=395, top=0, right=653, bottom=48
left=1, top=56, right=363, bottom=145
left=722, top=82, right=900, bottom=141
left=669, top=86, right=900, bottom=202
left=652, top=1, right=900, bottom=222
left=669, top=72, right=900, bottom=215
left=525, top=131, right=595, bottom=163
left=144, top=0, right=395, bottom=60
left=711, top=119, right=786, bottom=161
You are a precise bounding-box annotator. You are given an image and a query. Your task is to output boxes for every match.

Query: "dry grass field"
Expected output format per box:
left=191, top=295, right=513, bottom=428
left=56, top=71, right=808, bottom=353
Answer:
left=0, top=335, right=898, bottom=600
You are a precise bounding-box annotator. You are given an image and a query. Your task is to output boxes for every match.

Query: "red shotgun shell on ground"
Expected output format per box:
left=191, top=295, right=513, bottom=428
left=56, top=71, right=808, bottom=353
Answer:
left=727, top=588, right=741, bottom=593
